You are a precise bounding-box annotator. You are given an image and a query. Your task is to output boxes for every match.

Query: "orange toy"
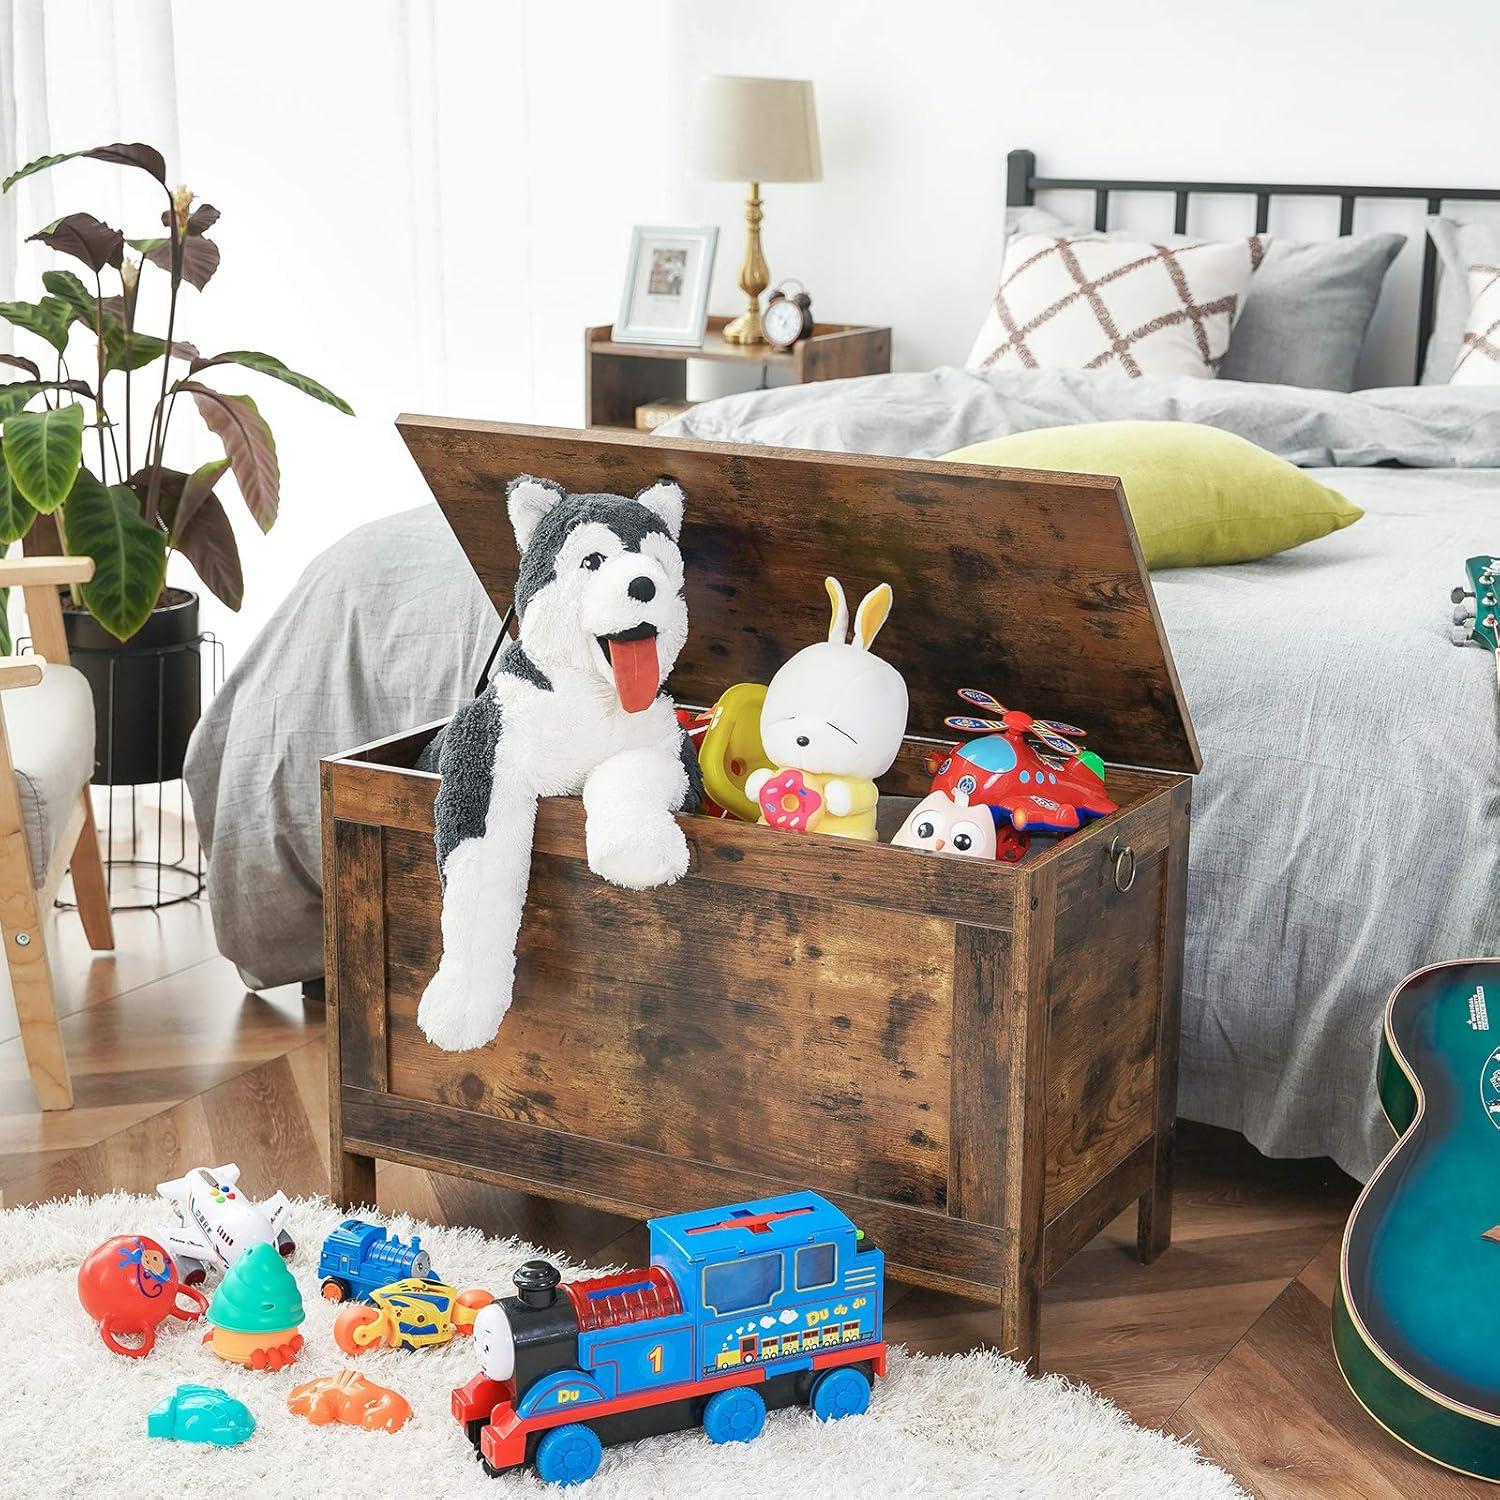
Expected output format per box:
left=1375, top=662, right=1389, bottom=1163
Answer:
left=287, top=1368, right=412, bottom=1433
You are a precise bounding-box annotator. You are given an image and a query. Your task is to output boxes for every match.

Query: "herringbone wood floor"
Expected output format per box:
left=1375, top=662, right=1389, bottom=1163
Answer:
left=1, top=903, right=1487, bottom=1497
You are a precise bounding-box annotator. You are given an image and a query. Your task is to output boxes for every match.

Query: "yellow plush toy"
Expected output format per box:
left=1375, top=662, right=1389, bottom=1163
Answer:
left=744, top=578, right=909, bottom=841
left=696, top=682, right=772, bottom=822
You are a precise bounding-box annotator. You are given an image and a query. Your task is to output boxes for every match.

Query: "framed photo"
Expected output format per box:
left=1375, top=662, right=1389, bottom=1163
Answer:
left=612, top=225, right=718, bottom=346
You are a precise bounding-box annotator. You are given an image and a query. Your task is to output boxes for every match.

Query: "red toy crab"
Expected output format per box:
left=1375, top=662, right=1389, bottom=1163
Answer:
left=924, top=688, right=1117, bottom=860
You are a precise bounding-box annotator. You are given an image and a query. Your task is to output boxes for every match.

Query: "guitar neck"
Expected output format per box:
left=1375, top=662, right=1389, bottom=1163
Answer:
left=1455, top=556, right=1500, bottom=698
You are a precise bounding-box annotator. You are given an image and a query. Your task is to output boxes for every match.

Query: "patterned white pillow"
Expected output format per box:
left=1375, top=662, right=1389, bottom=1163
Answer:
left=1448, top=263, right=1500, bottom=385
left=967, top=231, right=1265, bottom=380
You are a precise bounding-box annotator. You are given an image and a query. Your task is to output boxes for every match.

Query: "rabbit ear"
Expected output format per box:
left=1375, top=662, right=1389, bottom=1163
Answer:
left=824, top=577, right=849, bottom=644
left=853, top=583, right=893, bottom=651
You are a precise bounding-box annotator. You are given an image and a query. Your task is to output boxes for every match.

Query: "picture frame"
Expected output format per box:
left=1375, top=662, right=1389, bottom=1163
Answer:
left=612, top=225, right=719, bottom=347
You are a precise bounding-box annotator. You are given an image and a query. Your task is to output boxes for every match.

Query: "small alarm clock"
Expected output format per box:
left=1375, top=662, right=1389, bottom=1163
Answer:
left=763, top=280, right=814, bottom=350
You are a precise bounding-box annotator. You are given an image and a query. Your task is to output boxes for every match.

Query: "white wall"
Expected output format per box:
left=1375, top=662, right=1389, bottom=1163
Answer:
left=676, top=0, right=1500, bottom=382
left=9, top=0, right=1500, bottom=661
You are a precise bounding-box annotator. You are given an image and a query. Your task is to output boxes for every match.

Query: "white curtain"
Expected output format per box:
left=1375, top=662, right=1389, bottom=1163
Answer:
left=2, top=0, right=687, bottom=660
left=0, top=0, right=180, bottom=317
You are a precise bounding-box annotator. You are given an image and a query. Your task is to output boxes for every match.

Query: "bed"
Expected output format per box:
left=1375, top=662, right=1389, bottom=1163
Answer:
left=184, top=155, right=1500, bottom=1183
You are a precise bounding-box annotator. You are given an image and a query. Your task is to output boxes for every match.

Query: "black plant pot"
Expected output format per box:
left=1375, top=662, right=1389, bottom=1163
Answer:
left=63, top=588, right=202, bottom=786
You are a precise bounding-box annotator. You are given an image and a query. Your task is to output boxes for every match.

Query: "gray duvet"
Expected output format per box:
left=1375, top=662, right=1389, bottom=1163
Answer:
left=184, top=370, right=1500, bottom=1181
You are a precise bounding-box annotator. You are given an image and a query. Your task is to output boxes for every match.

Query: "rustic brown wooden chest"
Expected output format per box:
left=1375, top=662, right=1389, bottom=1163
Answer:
left=323, top=420, right=1197, bottom=1370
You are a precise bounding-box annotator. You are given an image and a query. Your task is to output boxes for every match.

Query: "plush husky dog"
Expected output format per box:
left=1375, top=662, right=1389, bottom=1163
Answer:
left=417, top=473, right=700, bottom=1052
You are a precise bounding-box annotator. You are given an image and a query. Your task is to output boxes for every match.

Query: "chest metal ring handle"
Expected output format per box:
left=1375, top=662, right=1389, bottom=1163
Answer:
left=1108, top=836, right=1136, bottom=893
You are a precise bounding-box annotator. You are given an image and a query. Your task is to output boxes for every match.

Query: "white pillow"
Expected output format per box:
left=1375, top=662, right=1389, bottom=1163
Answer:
left=1449, top=262, right=1500, bottom=385
left=967, top=230, right=1263, bottom=380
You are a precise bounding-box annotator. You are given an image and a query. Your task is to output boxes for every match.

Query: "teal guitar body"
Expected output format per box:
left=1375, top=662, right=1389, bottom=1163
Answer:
left=1333, top=960, right=1500, bottom=1481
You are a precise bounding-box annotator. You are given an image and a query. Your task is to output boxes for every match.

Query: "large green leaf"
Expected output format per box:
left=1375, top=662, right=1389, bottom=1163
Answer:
left=40, top=268, right=167, bottom=372
left=0, top=296, right=74, bottom=352
left=0, top=460, right=38, bottom=544
left=28, top=212, right=123, bottom=272
left=103, top=325, right=167, bottom=374
left=180, top=383, right=281, bottom=530
left=41, top=268, right=96, bottom=323
left=3, top=403, right=84, bottom=510
left=187, top=351, right=353, bottom=414
left=60, top=469, right=166, bottom=639
left=3, top=141, right=167, bottom=193
left=0, top=382, right=48, bottom=421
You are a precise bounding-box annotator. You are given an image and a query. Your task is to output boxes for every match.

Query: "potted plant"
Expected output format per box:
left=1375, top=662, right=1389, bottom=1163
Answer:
left=0, top=141, right=351, bottom=782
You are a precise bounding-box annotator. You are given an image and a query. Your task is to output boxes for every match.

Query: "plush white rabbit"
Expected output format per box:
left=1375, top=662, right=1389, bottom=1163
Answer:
left=744, top=577, right=909, bottom=841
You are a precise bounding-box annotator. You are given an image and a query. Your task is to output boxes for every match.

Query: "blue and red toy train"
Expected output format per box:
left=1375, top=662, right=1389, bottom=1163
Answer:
left=453, top=1192, right=886, bottom=1485
left=317, top=1218, right=434, bottom=1304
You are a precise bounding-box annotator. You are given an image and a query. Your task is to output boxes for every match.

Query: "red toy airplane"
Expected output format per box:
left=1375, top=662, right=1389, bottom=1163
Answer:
left=925, top=688, right=1117, bottom=860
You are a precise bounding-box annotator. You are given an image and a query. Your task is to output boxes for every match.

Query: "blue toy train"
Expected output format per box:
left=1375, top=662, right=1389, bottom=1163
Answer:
left=453, top=1191, right=886, bottom=1485
left=318, top=1218, right=435, bottom=1304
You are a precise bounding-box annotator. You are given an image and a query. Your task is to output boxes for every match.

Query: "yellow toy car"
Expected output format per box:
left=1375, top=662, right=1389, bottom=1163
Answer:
left=333, top=1277, right=493, bottom=1354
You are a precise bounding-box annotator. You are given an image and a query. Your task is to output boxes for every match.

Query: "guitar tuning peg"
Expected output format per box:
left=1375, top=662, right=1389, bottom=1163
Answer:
left=1454, top=603, right=1477, bottom=625
left=1451, top=625, right=1477, bottom=645
left=1453, top=586, right=1475, bottom=604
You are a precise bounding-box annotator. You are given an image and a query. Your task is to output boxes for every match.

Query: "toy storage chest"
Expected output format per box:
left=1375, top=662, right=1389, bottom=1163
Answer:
left=323, top=421, right=1196, bottom=1369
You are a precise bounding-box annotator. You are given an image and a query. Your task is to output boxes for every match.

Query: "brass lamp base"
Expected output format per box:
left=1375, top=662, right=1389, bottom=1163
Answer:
left=721, top=307, right=765, bottom=345
left=721, top=180, right=769, bottom=345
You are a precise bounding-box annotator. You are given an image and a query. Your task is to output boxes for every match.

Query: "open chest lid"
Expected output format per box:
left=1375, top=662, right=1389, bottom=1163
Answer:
left=397, top=417, right=1200, bottom=774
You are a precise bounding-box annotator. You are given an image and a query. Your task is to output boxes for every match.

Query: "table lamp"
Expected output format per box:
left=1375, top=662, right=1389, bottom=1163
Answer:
left=692, top=75, right=822, bottom=345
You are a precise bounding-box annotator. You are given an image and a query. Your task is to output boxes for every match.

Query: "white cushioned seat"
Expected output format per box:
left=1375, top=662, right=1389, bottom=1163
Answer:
left=2, top=661, right=95, bottom=885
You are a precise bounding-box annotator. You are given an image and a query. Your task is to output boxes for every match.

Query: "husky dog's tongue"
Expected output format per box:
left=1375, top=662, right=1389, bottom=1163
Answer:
left=606, top=627, right=660, bottom=713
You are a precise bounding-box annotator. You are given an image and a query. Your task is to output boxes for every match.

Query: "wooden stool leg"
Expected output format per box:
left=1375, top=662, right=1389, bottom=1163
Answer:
left=1, top=859, right=72, bottom=1110
left=66, top=791, right=114, bottom=952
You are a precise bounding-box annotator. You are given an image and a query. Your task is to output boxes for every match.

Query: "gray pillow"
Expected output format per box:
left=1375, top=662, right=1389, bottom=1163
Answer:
left=1005, top=207, right=1402, bottom=391
left=1421, top=216, right=1500, bottom=383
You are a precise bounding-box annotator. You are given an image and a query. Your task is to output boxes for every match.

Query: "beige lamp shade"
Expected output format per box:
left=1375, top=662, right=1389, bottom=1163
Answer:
left=692, top=75, right=822, bottom=184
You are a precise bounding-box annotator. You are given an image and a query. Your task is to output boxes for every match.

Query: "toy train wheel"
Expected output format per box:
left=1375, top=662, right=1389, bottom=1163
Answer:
left=810, top=1365, right=871, bottom=1421
left=465, top=1418, right=488, bottom=1451
left=533, top=1423, right=602, bottom=1486
left=703, top=1385, right=767, bottom=1445
left=320, top=1277, right=350, bottom=1303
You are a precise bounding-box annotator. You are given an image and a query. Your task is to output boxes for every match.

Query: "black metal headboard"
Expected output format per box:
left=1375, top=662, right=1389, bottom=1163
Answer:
left=1005, top=148, right=1500, bottom=383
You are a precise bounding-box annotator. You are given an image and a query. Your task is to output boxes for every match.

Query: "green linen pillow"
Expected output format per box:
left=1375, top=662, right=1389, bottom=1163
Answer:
left=943, top=421, right=1362, bottom=568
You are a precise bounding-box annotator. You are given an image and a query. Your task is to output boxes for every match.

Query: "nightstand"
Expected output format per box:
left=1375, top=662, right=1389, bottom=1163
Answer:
left=584, top=317, right=891, bottom=430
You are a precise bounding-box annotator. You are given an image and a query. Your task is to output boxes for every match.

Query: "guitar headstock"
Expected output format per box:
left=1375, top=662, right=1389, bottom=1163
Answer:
left=1452, top=556, right=1499, bottom=653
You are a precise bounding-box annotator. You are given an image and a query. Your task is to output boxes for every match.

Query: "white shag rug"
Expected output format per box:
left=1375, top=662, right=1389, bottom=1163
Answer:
left=0, top=1194, right=1244, bottom=1499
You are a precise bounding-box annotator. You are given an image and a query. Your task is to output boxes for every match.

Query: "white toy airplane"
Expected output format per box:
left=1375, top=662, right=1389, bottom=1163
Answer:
left=156, top=1163, right=295, bottom=1284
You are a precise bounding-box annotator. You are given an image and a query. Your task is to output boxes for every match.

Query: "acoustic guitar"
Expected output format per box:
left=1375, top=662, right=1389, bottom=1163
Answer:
left=1333, top=565, right=1500, bottom=1478
left=1333, top=960, right=1500, bottom=1481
